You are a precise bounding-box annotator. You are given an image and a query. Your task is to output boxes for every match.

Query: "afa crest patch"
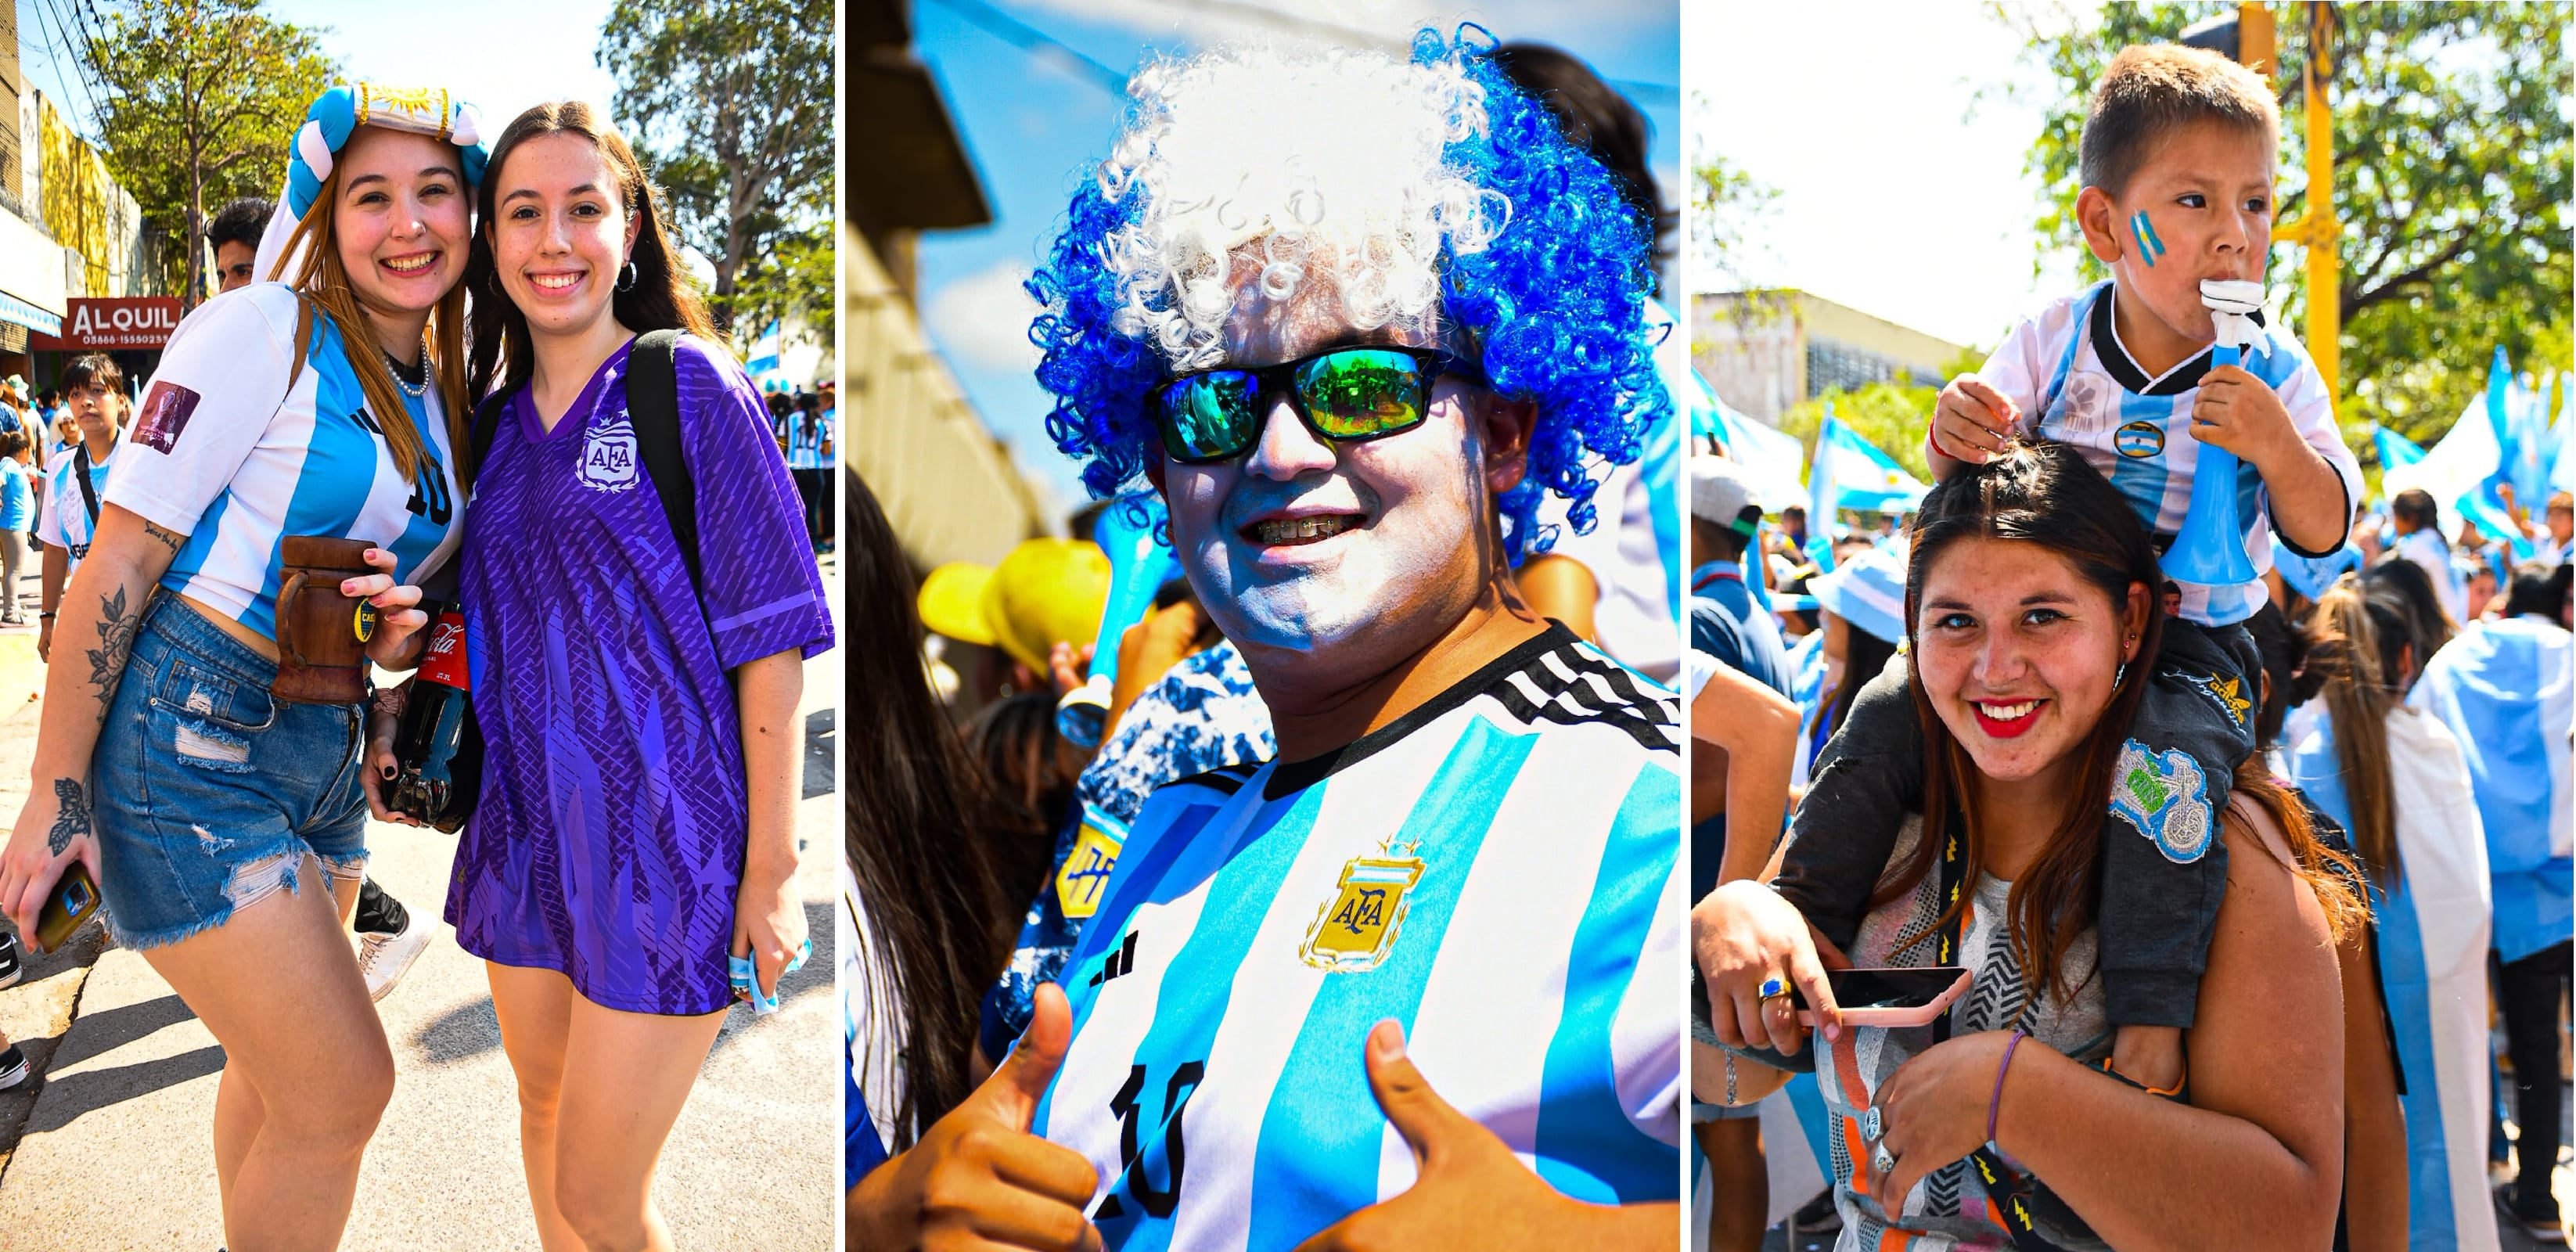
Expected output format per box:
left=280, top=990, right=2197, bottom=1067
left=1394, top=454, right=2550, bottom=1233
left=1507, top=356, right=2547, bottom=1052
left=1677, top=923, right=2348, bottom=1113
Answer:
left=579, top=418, right=640, bottom=493
left=2194, top=674, right=2252, bottom=728
left=2109, top=739, right=2213, bottom=864
left=1054, top=805, right=1125, bottom=920
left=1299, top=851, right=1425, bottom=973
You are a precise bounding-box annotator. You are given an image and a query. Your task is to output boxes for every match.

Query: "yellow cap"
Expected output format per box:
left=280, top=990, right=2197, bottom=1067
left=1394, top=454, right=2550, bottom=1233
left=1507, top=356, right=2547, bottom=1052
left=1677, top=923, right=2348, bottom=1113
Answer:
left=916, top=539, right=1112, bottom=672
left=916, top=563, right=996, bottom=646
left=983, top=538, right=1110, bottom=672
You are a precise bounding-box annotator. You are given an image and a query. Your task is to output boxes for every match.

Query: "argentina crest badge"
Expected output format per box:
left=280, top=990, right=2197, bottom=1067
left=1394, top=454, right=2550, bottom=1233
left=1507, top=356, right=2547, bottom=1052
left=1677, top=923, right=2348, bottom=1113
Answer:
left=1299, top=841, right=1426, bottom=973
left=579, top=416, right=640, bottom=493
left=1054, top=801, right=1126, bottom=920
left=2108, top=739, right=2213, bottom=864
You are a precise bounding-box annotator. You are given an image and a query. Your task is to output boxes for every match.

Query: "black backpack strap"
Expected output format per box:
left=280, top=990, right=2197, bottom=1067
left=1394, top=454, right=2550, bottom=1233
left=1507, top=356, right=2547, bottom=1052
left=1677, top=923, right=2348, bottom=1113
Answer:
left=73, top=443, right=99, bottom=530
left=625, top=329, right=702, bottom=598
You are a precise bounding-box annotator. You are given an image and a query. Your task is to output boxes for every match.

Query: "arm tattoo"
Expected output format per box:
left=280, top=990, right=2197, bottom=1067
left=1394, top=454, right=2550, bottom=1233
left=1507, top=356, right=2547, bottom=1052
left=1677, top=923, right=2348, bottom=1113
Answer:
left=142, top=522, right=184, bottom=555
left=85, top=586, right=141, bottom=725
left=47, top=779, right=88, bottom=856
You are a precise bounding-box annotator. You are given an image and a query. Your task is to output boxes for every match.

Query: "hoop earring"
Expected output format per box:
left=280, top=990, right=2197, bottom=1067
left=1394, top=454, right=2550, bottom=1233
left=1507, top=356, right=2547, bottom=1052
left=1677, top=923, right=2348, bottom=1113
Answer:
left=617, top=261, right=637, bottom=292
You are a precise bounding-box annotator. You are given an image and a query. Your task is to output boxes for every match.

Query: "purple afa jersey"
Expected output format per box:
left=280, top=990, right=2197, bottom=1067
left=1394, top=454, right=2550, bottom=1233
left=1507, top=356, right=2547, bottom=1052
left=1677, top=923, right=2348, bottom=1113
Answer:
left=445, top=336, right=834, bottom=1015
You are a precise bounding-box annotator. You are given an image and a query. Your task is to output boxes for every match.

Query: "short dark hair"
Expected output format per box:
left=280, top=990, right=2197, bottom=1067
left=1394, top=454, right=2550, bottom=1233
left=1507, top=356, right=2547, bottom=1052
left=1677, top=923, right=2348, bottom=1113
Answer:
left=2080, top=45, right=2279, bottom=199
left=36, top=389, right=56, bottom=406
left=2505, top=565, right=2571, bottom=621
left=208, top=197, right=272, bottom=254
left=0, top=430, right=27, bottom=459
left=2389, top=488, right=2441, bottom=531
left=59, top=354, right=123, bottom=395
left=1692, top=511, right=1752, bottom=563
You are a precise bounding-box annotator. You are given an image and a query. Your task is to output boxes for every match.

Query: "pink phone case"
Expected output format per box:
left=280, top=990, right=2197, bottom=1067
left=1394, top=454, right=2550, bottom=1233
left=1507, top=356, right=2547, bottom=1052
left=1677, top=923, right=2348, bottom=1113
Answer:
left=1797, top=967, right=1973, bottom=1028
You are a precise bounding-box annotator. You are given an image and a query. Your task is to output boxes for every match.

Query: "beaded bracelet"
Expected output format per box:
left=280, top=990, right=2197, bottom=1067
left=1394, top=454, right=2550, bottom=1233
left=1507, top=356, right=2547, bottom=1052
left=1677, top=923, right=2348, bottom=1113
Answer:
left=1987, top=1027, right=2027, bottom=1145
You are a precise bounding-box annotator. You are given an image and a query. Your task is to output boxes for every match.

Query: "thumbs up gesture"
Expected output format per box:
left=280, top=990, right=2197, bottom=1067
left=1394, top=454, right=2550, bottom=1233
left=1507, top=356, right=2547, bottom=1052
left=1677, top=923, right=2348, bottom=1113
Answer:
left=1290, top=1020, right=1675, bottom=1251
left=850, top=984, right=1104, bottom=1252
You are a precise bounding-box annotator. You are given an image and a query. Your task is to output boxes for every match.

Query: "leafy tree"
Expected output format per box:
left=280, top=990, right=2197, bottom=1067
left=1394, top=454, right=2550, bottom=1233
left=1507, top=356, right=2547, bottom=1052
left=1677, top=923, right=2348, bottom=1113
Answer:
left=1778, top=381, right=1941, bottom=484
left=82, top=0, right=336, bottom=303
left=601, top=0, right=833, bottom=340
left=1989, top=2, right=2572, bottom=456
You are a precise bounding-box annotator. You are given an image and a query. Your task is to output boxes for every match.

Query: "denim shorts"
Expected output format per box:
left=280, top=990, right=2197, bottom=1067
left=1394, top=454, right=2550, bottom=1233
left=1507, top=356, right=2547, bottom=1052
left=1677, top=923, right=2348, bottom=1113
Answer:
left=91, top=595, right=369, bottom=950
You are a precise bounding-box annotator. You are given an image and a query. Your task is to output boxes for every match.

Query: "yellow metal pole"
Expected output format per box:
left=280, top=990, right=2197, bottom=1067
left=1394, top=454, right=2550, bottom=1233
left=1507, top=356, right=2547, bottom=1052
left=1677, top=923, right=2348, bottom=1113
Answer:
left=2303, top=2, right=2339, bottom=412
left=2240, top=2, right=2275, bottom=77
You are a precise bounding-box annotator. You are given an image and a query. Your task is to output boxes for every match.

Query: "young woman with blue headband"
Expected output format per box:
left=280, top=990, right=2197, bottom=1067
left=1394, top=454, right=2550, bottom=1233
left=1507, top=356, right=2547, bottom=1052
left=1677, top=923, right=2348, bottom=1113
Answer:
left=0, top=84, right=484, bottom=1246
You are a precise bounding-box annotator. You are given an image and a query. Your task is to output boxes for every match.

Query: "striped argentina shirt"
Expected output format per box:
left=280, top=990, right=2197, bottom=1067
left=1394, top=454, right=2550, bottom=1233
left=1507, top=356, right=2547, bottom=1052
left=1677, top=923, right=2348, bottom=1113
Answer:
left=1028, top=624, right=1683, bottom=1249
left=1981, top=280, right=2362, bottom=628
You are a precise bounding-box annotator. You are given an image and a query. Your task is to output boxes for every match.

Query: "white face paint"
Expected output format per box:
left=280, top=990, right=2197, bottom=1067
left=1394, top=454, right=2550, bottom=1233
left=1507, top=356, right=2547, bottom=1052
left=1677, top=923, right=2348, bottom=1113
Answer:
left=1160, top=265, right=1501, bottom=671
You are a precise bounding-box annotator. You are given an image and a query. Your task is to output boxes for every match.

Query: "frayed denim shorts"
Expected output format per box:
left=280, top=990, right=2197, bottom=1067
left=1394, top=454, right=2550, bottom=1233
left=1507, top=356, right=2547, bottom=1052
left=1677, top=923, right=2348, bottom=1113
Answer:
left=91, top=595, right=369, bottom=950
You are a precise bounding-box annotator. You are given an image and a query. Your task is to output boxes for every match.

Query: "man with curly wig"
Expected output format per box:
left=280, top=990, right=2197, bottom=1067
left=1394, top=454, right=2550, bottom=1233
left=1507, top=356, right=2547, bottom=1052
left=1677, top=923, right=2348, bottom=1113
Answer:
left=847, top=29, right=1681, bottom=1252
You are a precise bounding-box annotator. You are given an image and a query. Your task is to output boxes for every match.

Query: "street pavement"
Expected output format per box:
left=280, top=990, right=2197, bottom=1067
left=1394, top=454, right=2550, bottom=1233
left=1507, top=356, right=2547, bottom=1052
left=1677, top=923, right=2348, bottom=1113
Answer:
left=0, top=561, right=841, bottom=1250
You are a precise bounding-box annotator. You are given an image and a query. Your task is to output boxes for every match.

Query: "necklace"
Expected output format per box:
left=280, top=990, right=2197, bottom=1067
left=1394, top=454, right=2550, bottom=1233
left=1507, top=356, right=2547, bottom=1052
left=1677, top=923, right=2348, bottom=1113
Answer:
left=382, top=335, right=430, bottom=399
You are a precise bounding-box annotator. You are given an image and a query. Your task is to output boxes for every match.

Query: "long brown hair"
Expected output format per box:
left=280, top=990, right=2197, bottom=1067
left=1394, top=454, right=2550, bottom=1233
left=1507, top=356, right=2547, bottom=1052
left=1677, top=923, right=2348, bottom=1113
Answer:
left=845, top=470, right=1020, bottom=1146
left=462, top=101, right=719, bottom=410
left=2301, top=573, right=2416, bottom=890
left=268, top=151, right=471, bottom=484
left=1877, top=441, right=2163, bottom=1004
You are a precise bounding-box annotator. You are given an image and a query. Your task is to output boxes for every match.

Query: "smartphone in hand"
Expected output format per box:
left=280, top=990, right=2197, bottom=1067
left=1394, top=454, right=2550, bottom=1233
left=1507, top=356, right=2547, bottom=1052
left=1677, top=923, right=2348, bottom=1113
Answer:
left=34, top=861, right=101, bottom=954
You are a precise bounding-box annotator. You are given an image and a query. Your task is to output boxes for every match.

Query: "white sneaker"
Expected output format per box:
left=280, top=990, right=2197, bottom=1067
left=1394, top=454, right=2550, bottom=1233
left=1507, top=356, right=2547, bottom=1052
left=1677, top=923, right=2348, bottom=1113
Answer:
left=356, top=914, right=433, bottom=1002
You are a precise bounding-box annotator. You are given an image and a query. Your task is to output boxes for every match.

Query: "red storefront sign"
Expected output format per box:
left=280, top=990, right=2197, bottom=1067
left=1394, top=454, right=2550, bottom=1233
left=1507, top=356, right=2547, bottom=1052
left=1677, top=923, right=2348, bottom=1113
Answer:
left=31, top=297, right=183, bottom=351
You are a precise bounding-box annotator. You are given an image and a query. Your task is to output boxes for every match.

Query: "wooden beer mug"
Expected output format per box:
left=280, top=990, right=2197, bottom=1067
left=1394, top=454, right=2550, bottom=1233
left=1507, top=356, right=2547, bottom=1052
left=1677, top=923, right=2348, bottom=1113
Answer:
left=272, top=535, right=381, bottom=705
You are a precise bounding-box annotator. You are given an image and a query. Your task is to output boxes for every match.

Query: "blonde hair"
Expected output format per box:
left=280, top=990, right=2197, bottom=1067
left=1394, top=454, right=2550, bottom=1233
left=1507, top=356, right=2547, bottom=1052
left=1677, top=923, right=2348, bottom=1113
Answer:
left=267, top=159, right=470, bottom=485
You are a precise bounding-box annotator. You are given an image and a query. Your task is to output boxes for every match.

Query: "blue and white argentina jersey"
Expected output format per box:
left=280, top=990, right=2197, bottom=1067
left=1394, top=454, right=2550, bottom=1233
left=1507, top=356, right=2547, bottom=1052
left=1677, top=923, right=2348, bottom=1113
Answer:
left=1029, top=625, right=1683, bottom=1249
left=785, top=411, right=830, bottom=469
left=103, top=283, right=460, bottom=641
left=35, top=441, right=116, bottom=569
left=1981, top=280, right=2362, bottom=627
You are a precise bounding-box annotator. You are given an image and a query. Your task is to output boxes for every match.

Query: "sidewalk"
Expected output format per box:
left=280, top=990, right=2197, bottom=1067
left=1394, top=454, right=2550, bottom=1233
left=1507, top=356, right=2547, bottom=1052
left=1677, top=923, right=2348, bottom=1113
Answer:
left=0, top=568, right=841, bottom=1249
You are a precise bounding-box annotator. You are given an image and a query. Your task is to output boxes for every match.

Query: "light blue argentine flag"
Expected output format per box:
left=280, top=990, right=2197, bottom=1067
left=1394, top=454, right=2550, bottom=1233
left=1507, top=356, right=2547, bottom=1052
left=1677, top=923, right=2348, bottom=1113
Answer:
left=1028, top=627, right=1684, bottom=1250
left=2288, top=705, right=2500, bottom=1251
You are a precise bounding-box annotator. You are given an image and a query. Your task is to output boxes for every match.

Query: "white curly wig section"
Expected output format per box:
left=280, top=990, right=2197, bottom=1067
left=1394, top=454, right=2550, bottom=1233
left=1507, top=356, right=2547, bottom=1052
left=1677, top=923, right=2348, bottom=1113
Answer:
left=1094, top=43, right=1511, bottom=371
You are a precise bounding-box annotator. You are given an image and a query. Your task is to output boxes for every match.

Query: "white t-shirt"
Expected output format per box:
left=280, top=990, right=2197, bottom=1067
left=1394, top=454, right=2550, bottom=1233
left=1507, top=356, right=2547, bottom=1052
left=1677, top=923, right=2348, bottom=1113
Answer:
left=2392, top=529, right=2470, bottom=624
left=36, top=440, right=115, bottom=572
left=103, top=284, right=462, bottom=641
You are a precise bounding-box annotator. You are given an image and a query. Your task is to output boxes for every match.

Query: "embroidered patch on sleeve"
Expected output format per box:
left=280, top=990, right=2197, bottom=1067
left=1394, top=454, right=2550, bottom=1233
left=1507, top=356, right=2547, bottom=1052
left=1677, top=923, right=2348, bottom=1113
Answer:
left=133, top=380, right=202, bottom=454
left=2109, top=739, right=2214, bottom=864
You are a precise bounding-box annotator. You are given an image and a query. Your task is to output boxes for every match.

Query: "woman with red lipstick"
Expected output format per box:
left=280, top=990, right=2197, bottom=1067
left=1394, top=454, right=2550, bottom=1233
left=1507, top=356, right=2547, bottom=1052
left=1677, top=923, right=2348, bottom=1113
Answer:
left=1696, top=443, right=2368, bottom=1249
left=377, top=101, right=829, bottom=1250
left=0, top=84, right=482, bottom=1246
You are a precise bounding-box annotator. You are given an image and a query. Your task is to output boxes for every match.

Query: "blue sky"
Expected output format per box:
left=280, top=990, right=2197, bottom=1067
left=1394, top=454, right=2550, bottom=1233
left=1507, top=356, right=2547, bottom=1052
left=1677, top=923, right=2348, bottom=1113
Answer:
left=908, top=0, right=1680, bottom=515
left=21, top=1, right=623, bottom=145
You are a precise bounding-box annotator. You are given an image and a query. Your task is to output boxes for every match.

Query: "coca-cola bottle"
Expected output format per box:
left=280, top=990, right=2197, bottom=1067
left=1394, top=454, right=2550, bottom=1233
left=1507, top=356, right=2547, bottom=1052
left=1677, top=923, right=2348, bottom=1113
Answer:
left=390, top=601, right=481, bottom=833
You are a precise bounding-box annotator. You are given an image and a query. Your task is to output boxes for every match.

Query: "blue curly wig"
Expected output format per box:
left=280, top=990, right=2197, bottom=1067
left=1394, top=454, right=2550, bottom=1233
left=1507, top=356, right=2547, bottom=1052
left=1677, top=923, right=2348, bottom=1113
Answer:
left=1025, top=27, right=1668, bottom=562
